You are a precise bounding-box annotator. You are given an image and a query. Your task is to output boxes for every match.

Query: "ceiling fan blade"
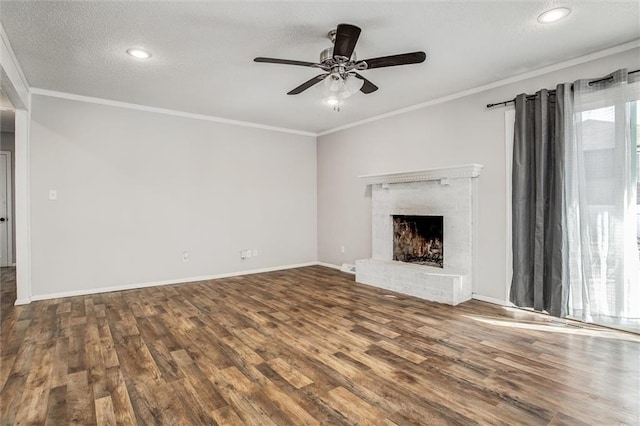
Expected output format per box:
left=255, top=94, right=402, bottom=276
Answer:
left=254, top=57, right=317, bottom=67
left=354, top=73, right=378, bottom=94
left=287, top=74, right=328, bottom=95
left=361, top=51, right=426, bottom=69
left=333, top=24, right=361, bottom=60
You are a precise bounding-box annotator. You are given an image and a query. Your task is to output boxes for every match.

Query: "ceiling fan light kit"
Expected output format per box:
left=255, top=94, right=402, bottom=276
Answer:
left=323, top=72, right=364, bottom=109
left=254, top=23, right=426, bottom=110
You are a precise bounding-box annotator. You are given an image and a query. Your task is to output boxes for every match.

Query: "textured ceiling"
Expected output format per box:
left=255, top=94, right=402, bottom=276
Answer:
left=1, top=1, right=639, bottom=134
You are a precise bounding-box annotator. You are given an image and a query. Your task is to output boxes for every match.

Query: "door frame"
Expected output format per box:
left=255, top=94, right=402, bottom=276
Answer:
left=0, top=150, right=13, bottom=267
left=2, top=23, right=32, bottom=304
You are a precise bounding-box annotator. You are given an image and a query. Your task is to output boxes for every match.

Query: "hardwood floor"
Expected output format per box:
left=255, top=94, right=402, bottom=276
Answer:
left=1, top=265, right=639, bottom=425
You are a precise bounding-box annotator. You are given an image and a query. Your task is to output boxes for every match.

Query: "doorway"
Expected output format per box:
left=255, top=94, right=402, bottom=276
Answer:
left=0, top=150, right=13, bottom=267
left=0, top=89, right=17, bottom=307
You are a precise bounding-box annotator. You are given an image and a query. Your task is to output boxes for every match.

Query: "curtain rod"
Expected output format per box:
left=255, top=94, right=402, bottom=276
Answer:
left=486, top=69, right=640, bottom=109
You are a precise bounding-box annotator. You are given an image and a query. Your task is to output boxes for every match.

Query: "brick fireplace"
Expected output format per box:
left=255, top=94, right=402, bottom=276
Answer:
left=355, top=164, right=483, bottom=305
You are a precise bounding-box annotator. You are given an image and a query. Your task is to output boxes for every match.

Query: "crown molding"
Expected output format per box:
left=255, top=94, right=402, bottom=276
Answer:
left=359, top=164, right=483, bottom=185
left=318, top=39, right=640, bottom=136
left=0, top=22, right=30, bottom=109
left=29, top=88, right=317, bottom=138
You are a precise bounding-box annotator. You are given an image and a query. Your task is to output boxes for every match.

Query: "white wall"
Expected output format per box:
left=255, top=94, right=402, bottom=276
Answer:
left=30, top=94, right=317, bottom=298
left=317, top=47, right=640, bottom=302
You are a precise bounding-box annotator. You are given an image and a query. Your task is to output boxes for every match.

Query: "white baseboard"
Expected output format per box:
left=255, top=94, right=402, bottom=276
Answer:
left=472, top=293, right=512, bottom=306
left=316, top=262, right=341, bottom=270
left=16, top=265, right=516, bottom=307
left=22, top=261, right=319, bottom=304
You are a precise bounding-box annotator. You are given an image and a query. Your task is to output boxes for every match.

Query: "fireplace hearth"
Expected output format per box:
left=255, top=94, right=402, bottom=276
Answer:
left=393, top=215, right=443, bottom=267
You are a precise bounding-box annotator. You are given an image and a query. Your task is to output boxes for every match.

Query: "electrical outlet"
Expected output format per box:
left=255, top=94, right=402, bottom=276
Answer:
left=49, top=189, right=57, bottom=200
left=340, top=245, right=345, bottom=254
left=182, top=251, right=189, bottom=263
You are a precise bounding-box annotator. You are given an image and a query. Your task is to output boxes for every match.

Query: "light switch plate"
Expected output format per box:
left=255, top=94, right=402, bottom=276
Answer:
left=49, top=190, right=57, bottom=200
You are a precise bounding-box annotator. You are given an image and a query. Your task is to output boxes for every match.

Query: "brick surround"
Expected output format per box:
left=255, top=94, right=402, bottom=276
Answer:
left=356, top=164, right=482, bottom=305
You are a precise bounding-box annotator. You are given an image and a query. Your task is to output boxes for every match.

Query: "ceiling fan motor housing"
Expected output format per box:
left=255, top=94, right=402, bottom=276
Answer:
left=320, top=47, right=333, bottom=64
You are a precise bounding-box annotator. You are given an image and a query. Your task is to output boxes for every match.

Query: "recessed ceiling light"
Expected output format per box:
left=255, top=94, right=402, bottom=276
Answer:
left=126, top=48, right=152, bottom=59
left=537, top=7, right=571, bottom=24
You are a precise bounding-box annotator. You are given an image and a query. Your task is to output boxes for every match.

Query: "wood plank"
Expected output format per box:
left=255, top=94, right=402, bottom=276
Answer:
left=104, top=367, right=137, bottom=425
left=14, top=340, right=56, bottom=424
left=66, top=370, right=96, bottom=425
left=211, top=405, right=244, bottom=425
left=267, top=357, right=314, bottom=389
left=94, top=396, right=117, bottom=426
left=45, top=385, right=67, bottom=425
left=323, top=386, right=388, bottom=423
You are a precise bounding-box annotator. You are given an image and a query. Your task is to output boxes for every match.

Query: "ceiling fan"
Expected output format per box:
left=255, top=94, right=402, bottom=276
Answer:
left=254, top=24, right=426, bottom=103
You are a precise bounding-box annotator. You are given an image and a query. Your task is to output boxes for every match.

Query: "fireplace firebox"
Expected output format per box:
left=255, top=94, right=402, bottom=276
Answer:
left=392, top=215, right=443, bottom=268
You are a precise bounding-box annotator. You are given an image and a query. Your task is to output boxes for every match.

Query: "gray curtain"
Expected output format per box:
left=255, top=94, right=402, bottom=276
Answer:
left=510, top=85, right=569, bottom=318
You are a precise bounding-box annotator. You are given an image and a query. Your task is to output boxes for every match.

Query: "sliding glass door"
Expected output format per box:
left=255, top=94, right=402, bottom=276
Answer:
left=566, top=85, right=640, bottom=333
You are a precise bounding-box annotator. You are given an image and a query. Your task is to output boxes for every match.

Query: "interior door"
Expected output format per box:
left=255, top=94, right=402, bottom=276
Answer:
left=0, top=152, right=9, bottom=267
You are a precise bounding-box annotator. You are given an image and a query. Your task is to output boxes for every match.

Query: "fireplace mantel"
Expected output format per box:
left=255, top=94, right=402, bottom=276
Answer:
left=359, top=164, right=483, bottom=185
